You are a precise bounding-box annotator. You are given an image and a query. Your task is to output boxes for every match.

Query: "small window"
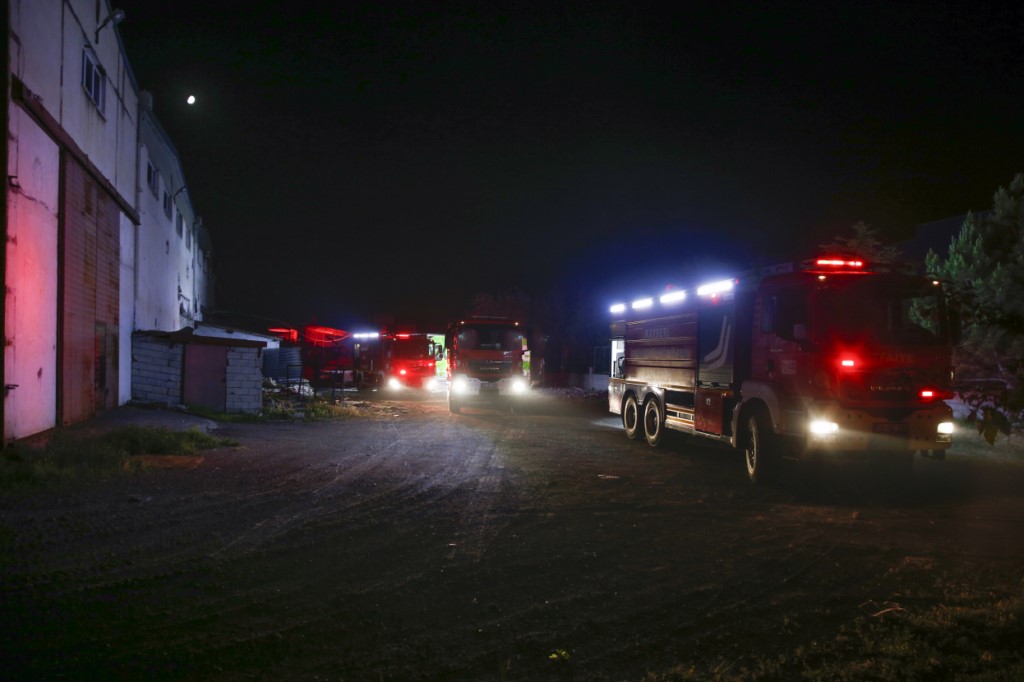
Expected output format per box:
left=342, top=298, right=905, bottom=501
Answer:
left=82, top=48, right=106, bottom=114
left=175, top=212, right=184, bottom=237
left=146, top=162, right=160, bottom=197
left=162, top=191, right=172, bottom=219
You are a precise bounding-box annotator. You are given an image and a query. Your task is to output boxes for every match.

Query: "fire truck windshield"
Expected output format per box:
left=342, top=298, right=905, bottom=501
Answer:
left=392, top=338, right=431, bottom=359
left=817, top=279, right=949, bottom=346
left=457, top=325, right=523, bottom=352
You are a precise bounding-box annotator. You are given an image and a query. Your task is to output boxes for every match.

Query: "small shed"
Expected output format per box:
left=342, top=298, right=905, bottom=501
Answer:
left=132, top=328, right=266, bottom=414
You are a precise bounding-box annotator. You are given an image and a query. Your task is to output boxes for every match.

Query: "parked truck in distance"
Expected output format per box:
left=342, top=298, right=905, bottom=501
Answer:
left=608, top=257, right=957, bottom=483
left=446, top=318, right=529, bottom=413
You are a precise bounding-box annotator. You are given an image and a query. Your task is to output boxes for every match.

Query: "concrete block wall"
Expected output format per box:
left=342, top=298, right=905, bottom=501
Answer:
left=226, top=347, right=263, bottom=414
left=131, top=335, right=183, bottom=405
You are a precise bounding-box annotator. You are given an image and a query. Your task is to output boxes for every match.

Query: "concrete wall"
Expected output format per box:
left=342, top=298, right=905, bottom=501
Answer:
left=226, top=347, right=263, bottom=414
left=131, top=335, right=184, bottom=407
left=566, top=372, right=610, bottom=392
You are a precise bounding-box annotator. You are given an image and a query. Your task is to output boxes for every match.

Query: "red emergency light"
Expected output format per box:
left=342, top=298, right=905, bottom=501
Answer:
left=816, top=258, right=865, bottom=269
left=268, top=327, right=299, bottom=344
left=305, top=325, right=350, bottom=346
left=917, top=387, right=955, bottom=401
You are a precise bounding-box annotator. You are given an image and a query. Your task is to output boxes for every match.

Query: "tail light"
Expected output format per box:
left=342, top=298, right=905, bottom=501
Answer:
left=919, top=388, right=952, bottom=401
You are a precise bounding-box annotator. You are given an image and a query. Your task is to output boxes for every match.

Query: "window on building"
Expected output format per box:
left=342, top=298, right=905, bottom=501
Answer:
left=163, top=190, right=172, bottom=219
left=146, top=162, right=160, bottom=197
left=186, top=227, right=192, bottom=250
left=175, top=212, right=184, bottom=237
left=82, top=48, right=106, bottom=114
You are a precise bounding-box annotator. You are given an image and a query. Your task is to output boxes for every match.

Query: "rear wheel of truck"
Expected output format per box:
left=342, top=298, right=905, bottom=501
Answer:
left=744, top=411, right=778, bottom=485
left=623, top=395, right=640, bottom=440
left=643, top=398, right=663, bottom=447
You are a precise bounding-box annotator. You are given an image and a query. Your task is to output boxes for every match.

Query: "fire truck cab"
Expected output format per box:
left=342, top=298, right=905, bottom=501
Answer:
left=446, top=318, right=529, bottom=413
left=353, top=332, right=443, bottom=391
left=609, top=258, right=956, bottom=483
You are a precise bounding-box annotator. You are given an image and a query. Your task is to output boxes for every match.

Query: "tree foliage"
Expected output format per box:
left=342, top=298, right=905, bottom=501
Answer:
left=925, top=173, right=1024, bottom=440
left=819, top=221, right=903, bottom=264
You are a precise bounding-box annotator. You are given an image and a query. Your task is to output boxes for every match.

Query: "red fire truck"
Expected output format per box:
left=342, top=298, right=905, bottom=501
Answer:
left=446, top=318, right=529, bottom=413
left=353, top=332, right=443, bottom=391
left=608, top=257, right=957, bottom=483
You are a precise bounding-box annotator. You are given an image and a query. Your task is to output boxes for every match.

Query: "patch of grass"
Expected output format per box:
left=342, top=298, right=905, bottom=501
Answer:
left=1, top=426, right=236, bottom=490
left=261, top=393, right=372, bottom=421
left=184, top=402, right=268, bottom=423
left=640, top=588, right=1024, bottom=682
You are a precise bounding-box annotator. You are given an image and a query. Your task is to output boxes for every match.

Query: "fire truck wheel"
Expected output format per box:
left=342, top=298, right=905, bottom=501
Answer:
left=744, top=412, right=778, bottom=485
left=623, top=395, right=641, bottom=440
left=643, top=398, right=664, bottom=447
left=449, top=397, right=461, bottom=414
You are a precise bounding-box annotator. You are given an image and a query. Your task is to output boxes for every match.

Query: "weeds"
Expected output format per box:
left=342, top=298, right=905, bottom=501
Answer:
left=1, top=426, right=236, bottom=489
left=640, top=588, right=1024, bottom=681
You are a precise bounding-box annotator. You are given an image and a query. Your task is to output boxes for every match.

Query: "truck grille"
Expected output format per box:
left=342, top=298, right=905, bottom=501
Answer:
left=839, top=370, right=922, bottom=402
left=468, top=360, right=512, bottom=375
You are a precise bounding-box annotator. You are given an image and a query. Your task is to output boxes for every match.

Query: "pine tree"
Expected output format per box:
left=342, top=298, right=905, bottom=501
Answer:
left=819, top=221, right=903, bottom=264
left=926, top=173, right=1024, bottom=441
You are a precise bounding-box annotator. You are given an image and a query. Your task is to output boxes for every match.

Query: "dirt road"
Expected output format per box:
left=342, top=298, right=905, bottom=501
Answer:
left=2, top=393, right=1023, bottom=680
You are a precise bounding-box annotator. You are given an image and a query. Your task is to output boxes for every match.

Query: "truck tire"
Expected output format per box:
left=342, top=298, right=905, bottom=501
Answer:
left=623, top=395, right=641, bottom=440
left=644, top=398, right=664, bottom=447
left=744, top=411, right=778, bottom=485
left=449, top=396, right=461, bottom=414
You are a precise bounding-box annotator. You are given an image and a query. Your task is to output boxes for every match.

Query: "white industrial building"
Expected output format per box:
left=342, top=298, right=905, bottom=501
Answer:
left=3, top=0, right=220, bottom=440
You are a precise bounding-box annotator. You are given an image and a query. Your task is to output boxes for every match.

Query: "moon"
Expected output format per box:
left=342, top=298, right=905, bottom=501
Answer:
left=187, top=95, right=196, bottom=105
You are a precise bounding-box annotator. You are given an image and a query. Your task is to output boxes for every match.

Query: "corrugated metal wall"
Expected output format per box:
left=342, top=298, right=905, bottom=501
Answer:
left=61, top=156, right=119, bottom=425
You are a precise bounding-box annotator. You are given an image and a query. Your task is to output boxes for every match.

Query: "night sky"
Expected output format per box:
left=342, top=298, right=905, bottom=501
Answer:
left=116, top=1, right=1024, bottom=331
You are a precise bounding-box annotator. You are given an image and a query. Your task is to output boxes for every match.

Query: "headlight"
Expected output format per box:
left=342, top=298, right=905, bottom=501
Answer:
left=387, top=377, right=403, bottom=390
left=452, top=376, right=470, bottom=394
left=937, top=421, right=954, bottom=435
left=809, top=420, right=838, bottom=436
left=510, top=378, right=528, bottom=394
left=424, top=378, right=437, bottom=392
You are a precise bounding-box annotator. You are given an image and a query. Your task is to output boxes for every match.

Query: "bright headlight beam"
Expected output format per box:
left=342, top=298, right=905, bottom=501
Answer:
left=809, top=420, right=838, bottom=435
